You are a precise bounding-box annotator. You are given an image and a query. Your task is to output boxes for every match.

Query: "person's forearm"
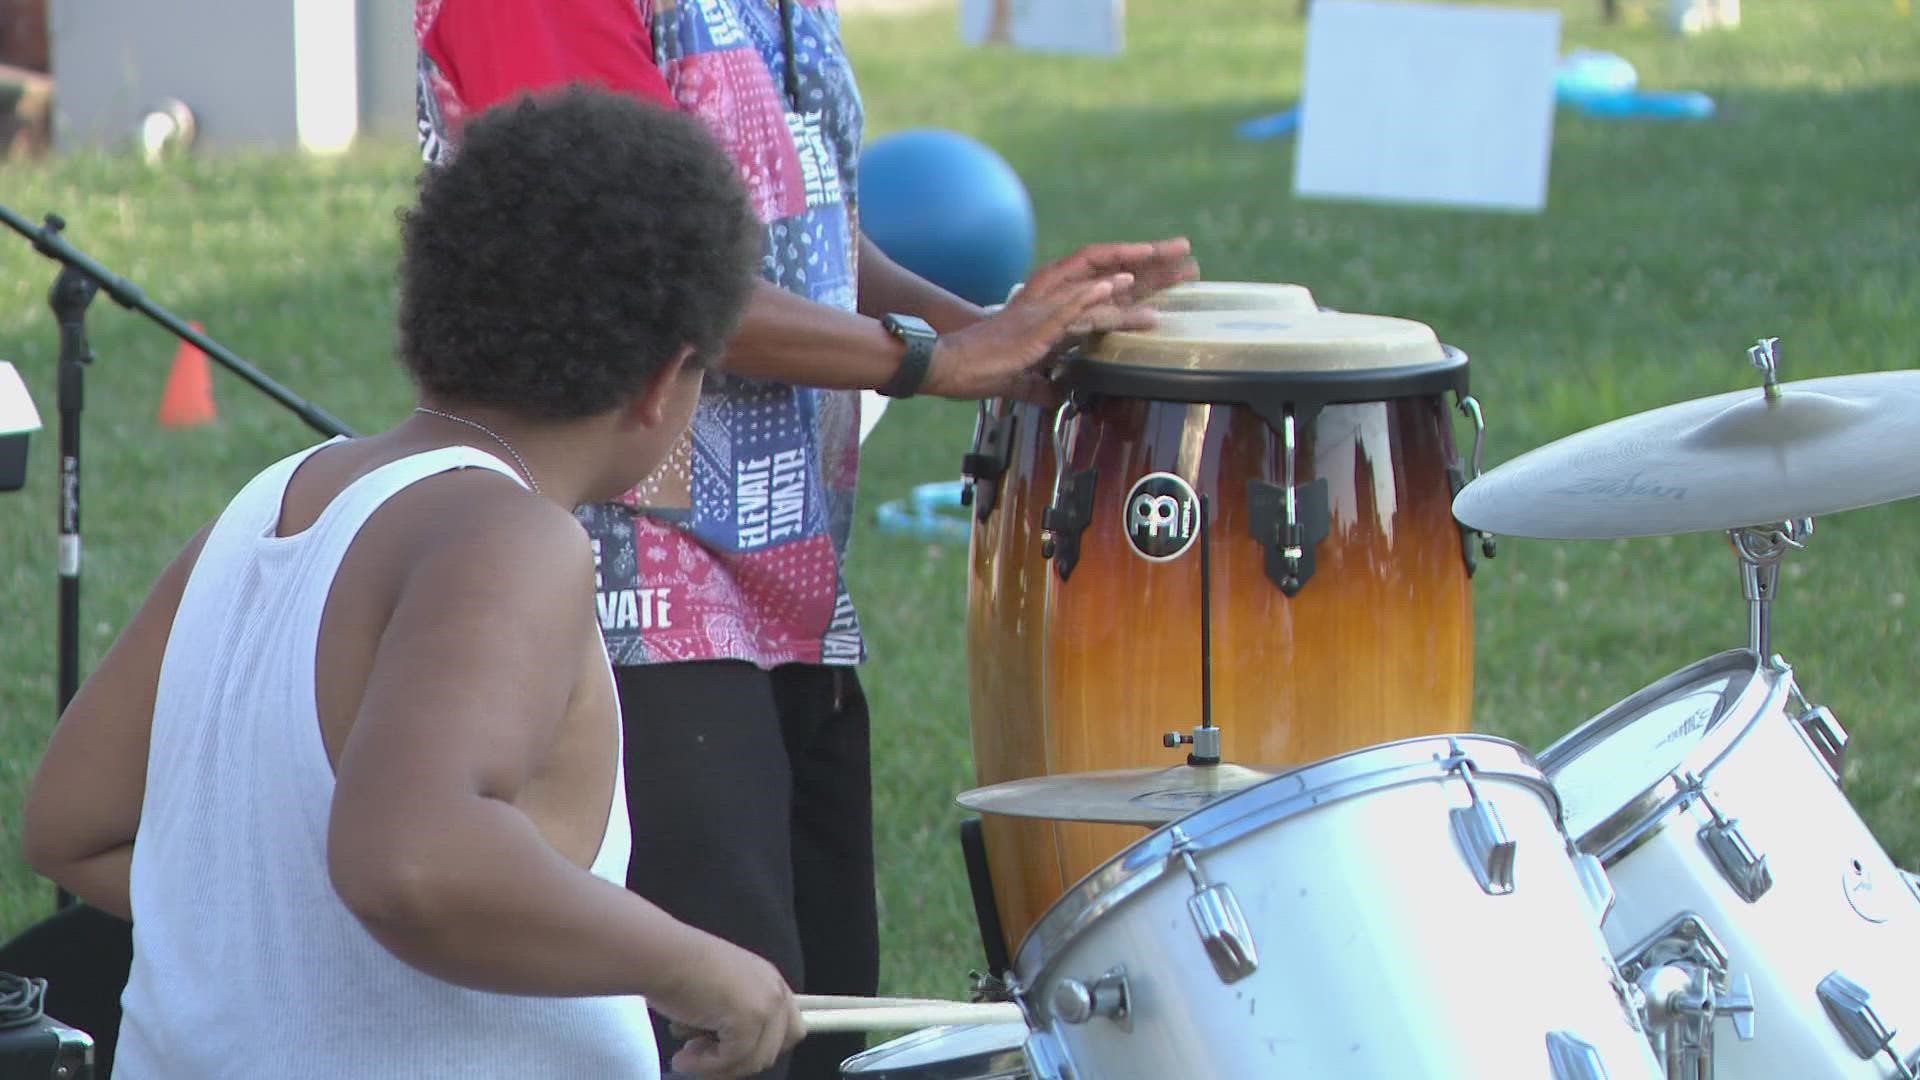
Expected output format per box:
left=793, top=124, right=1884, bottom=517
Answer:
left=720, top=280, right=909, bottom=388
left=332, top=796, right=715, bottom=1000
left=856, top=237, right=988, bottom=332
left=38, top=843, right=133, bottom=920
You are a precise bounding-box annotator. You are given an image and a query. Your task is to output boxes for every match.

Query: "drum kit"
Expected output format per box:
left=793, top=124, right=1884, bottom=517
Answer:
left=841, top=281, right=1920, bottom=1079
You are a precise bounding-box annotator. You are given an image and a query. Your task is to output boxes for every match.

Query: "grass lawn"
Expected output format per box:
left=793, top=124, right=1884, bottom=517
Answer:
left=3, top=0, right=1917, bottom=1011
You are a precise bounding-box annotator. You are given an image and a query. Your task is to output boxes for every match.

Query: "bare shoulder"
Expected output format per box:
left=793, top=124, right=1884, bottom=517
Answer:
left=379, top=471, right=595, bottom=603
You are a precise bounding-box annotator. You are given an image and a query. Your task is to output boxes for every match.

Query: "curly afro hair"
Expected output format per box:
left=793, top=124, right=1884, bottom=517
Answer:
left=398, top=85, right=760, bottom=421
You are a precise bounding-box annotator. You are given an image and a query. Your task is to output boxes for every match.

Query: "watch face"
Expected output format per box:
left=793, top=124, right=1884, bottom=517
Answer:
left=887, top=314, right=936, bottom=340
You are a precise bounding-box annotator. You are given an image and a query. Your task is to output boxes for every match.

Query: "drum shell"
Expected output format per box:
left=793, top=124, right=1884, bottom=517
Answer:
left=1036, top=393, right=1475, bottom=906
left=965, top=397, right=1071, bottom=958
left=1014, top=738, right=1663, bottom=1078
left=1555, top=662, right=1920, bottom=1077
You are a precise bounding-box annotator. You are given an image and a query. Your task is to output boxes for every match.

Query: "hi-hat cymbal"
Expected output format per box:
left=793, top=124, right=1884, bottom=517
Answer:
left=956, top=762, right=1284, bottom=826
left=1453, top=370, right=1920, bottom=540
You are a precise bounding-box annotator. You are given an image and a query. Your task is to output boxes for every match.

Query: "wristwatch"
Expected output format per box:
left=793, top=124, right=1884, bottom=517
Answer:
left=876, top=313, right=937, bottom=399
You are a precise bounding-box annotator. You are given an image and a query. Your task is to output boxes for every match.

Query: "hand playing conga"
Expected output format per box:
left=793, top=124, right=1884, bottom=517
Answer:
left=921, top=238, right=1199, bottom=403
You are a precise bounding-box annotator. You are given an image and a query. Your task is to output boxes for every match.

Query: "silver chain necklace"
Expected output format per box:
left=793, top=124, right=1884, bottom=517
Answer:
left=413, top=406, right=542, bottom=496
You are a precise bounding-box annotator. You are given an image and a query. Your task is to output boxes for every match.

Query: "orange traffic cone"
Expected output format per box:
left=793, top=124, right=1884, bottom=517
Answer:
left=158, top=323, right=216, bottom=428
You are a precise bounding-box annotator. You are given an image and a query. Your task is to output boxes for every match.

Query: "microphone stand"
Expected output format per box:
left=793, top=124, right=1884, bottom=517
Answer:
left=1, top=204, right=358, bottom=909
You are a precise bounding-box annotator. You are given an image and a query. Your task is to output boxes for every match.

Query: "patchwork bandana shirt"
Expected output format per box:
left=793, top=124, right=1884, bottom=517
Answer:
left=418, top=0, right=867, bottom=667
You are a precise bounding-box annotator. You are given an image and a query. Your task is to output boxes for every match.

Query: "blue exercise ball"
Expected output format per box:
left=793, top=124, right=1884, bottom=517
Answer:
left=858, top=129, right=1035, bottom=307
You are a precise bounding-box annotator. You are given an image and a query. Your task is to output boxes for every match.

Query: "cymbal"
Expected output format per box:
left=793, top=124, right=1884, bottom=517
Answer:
left=956, top=762, right=1284, bottom=826
left=1452, top=370, right=1920, bottom=540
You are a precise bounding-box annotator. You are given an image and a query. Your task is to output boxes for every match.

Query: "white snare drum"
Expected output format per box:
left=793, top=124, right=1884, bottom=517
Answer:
left=1011, top=735, right=1663, bottom=1079
left=1542, top=650, right=1920, bottom=1078
left=839, top=1023, right=1032, bottom=1080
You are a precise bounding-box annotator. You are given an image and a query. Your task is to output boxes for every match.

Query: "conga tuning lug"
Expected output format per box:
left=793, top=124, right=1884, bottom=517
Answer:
left=1247, top=478, right=1329, bottom=597
left=1041, top=468, right=1097, bottom=579
left=961, top=401, right=1019, bottom=522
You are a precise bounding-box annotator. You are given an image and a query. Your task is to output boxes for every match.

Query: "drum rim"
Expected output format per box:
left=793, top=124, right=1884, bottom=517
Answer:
left=838, top=1022, right=1033, bottom=1079
left=1055, top=344, right=1471, bottom=415
left=1010, top=733, right=1555, bottom=990
left=1537, top=649, right=1783, bottom=862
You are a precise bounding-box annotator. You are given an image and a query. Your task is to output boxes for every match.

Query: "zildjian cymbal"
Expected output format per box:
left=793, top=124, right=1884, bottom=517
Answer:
left=956, top=762, right=1284, bottom=826
left=1453, top=368, right=1920, bottom=540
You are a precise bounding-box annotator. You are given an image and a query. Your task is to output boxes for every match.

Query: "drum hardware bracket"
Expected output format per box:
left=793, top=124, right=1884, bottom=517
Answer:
left=1682, top=774, right=1773, bottom=903
left=1817, top=970, right=1919, bottom=1077
left=960, top=400, right=1019, bottom=521
left=1444, top=748, right=1517, bottom=895
left=1728, top=518, right=1811, bottom=663
left=1050, top=966, right=1131, bottom=1031
left=1545, top=1030, right=1611, bottom=1080
left=1169, top=827, right=1259, bottom=983
left=1163, top=724, right=1223, bottom=767
left=1748, top=336, right=1782, bottom=404
left=1448, top=393, right=1496, bottom=572
left=1619, top=912, right=1755, bottom=1079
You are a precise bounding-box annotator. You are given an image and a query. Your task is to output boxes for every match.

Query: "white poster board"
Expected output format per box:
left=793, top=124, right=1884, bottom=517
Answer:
left=1292, top=1, right=1561, bottom=212
left=960, top=0, right=1123, bottom=56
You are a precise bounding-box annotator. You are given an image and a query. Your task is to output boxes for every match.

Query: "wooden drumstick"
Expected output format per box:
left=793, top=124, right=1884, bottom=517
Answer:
left=796, top=997, right=1025, bottom=1034
left=795, top=994, right=981, bottom=1011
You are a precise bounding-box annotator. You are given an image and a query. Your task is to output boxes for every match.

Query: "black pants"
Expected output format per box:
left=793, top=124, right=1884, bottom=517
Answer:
left=617, top=661, right=879, bottom=1080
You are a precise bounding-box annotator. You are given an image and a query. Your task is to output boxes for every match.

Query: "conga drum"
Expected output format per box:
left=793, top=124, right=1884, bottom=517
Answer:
left=962, top=283, right=1321, bottom=961
left=975, top=307, right=1488, bottom=957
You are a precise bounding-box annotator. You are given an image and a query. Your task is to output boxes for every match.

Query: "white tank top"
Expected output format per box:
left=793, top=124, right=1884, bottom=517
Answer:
left=114, top=441, right=659, bottom=1079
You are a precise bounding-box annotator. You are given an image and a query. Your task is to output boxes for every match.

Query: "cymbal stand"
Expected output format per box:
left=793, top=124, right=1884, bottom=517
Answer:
left=1728, top=518, right=1812, bottom=661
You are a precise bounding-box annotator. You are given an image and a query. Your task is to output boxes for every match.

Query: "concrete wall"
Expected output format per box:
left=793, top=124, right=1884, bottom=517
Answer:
left=357, top=0, right=415, bottom=138
left=50, top=0, right=361, bottom=152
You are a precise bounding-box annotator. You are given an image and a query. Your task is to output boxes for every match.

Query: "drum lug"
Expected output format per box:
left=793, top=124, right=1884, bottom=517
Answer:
left=1246, top=478, right=1329, bottom=596
left=1775, top=655, right=1851, bottom=783
left=960, top=400, right=1019, bottom=522
left=1445, top=747, right=1517, bottom=895
left=1448, top=393, right=1496, bottom=570
left=1041, top=469, right=1098, bottom=579
left=1689, top=780, right=1773, bottom=903
left=1545, top=1030, right=1610, bottom=1080
left=1246, top=410, right=1330, bottom=596
left=1572, top=849, right=1617, bottom=928
left=1797, top=704, right=1850, bottom=784
left=1022, top=1029, right=1075, bottom=1080
left=1817, top=971, right=1920, bottom=1077
left=1040, top=400, right=1095, bottom=579
left=1051, top=966, right=1131, bottom=1031
left=1170, top=828, right=1260, bottom=983
left=1619, top=912, right=1754, bottom=1078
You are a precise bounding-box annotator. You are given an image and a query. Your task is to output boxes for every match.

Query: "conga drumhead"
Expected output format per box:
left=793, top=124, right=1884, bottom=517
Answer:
left=839, top=1023, right=1032, bottom=1079
left=1146, top=280, right=1317, bottom=314
left=1091, top=309, right=1447, bottom=374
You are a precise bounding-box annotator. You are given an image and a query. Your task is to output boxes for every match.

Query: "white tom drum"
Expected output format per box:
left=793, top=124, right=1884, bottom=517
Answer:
left=1541, top=650, right=1920, bottom=1078
left=1009, top=735, right=1664, bottom=1079
left=839, top=1023, right=1032, bottom=1080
